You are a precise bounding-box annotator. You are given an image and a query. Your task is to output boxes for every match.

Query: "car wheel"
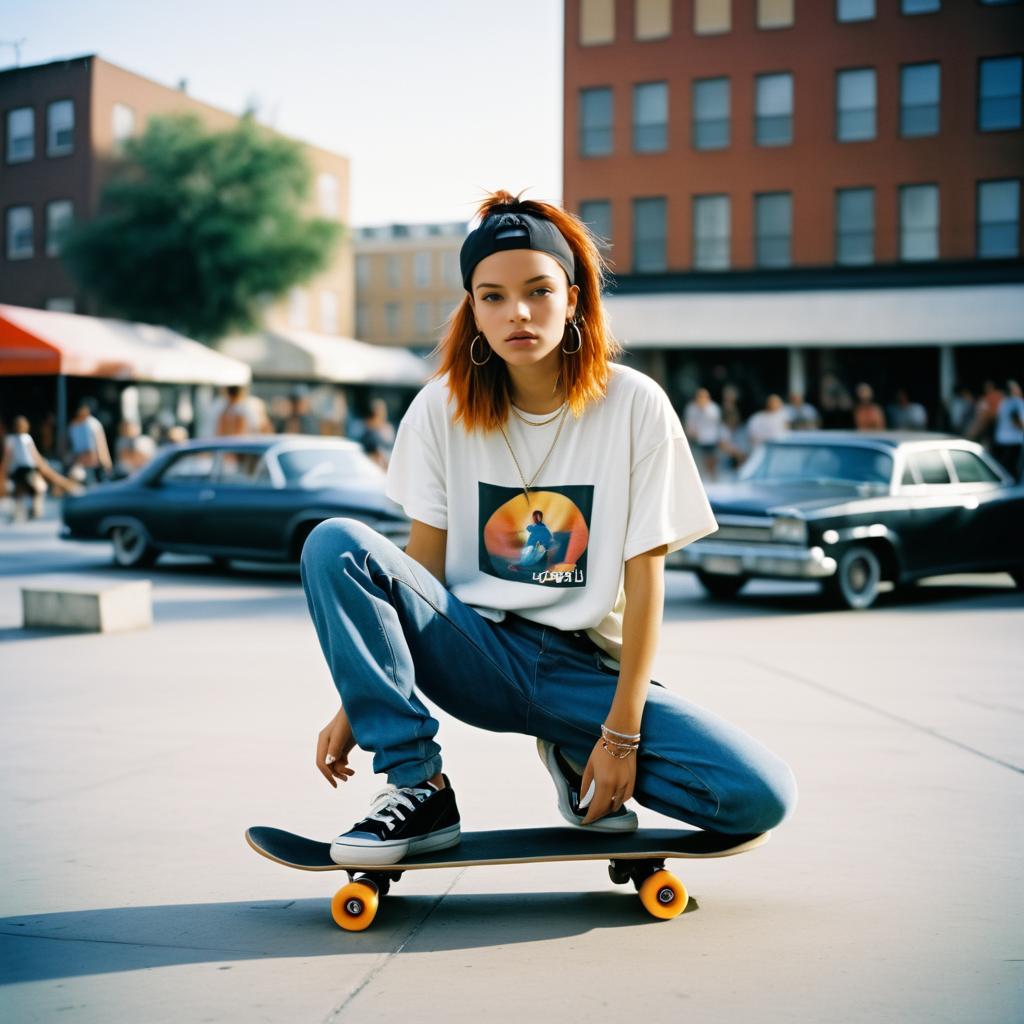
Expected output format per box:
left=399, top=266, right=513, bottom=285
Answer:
left=111, top=524, right=158, bottom=568
left=824, top=544, right=882, bottom=610
left=695, top=571, right=748, bottom=599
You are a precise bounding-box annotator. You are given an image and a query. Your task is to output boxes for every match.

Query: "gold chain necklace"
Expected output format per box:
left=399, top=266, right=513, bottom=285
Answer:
left=510, top=401, right=566, bottom=427
left=498, top=403, right=571, bottom=509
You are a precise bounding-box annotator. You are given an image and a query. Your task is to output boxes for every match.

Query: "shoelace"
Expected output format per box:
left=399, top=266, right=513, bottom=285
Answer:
left=362, top=784, right=433, bottom=833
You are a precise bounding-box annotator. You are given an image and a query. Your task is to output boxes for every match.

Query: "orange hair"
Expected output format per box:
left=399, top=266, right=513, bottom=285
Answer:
left=427, top=189, right=623, bottom=433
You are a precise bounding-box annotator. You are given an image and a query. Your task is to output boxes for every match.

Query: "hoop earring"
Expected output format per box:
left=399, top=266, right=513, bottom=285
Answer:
left=561, top=319, right=583, bottom=355
left=470, top=333, right=492, bottom=366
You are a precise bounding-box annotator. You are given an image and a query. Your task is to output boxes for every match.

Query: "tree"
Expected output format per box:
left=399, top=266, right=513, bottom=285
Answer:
left=62, top=113, right=343, bottom=341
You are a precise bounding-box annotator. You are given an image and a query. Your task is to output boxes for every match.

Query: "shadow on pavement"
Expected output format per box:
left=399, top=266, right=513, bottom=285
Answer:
left=0, top=891, right=693, bottom=983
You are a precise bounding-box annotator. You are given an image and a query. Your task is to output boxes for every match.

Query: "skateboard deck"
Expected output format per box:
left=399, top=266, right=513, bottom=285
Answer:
left=245, top=825, right=769, bottom=931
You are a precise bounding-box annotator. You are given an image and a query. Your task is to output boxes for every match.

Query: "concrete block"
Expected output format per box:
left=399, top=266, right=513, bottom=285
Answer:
left=21, top=579, right=153, bottom=633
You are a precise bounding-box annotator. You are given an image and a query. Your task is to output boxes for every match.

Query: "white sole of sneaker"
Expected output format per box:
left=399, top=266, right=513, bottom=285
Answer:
left=330, top=822, right=462, bottom=866
left=538, top=739, right=639, bottom=833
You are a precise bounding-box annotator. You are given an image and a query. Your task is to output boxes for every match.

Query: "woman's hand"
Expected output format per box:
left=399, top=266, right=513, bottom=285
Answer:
left=315, top=705, right=358, bottom=788
left=579, top=736, right=637, bottom=825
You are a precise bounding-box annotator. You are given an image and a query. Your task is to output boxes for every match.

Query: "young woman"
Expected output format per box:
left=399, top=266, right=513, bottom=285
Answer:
left=301, top=190, right=797, bottom=866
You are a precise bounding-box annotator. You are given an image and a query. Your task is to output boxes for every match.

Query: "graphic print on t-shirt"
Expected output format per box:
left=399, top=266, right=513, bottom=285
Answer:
left=478, top=482, right=593, bottom=586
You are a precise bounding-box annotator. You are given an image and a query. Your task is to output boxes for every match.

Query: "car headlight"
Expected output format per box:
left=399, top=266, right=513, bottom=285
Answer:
left=771, top=516, right=807, bottom=545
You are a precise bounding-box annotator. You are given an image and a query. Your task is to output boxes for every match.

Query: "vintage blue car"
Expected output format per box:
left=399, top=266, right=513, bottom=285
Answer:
left=671, top=431, right=1024, bottom=609
left=60, top=436, right=410, bottom=568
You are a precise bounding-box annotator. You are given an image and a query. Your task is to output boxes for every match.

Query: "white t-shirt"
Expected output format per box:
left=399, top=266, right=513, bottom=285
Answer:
left=5, top=433, right=38, bottom=470
left=994, top=396, right=1024, bottom=445
left=684, top=400, right=722, bottom=445
left=385, top=363, right=718, bottom=667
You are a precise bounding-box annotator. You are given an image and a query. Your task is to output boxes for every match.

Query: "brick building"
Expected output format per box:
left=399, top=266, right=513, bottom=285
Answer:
left=563, top=0, right=1024, bottom=425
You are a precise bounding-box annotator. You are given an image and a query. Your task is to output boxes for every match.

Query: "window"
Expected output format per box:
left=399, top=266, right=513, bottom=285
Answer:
left=756, top=73, right=793, bottom=146
left=633, top=82, right=668, bottom=152
left=580, top=0, right=615, bottom=45
left=837, top=0, right=874, bottom=20
left=907, top=449, right=950, bottom=485
left=693, top=195, right=730, bottom=270
left=835, top=188, right=875, bottom=265
left=320, top=290, right=339, bottom=334
left=442, top=250, right=459, bottom=286
left=632, top=197, right=667, bottom=272
left=317, top=173, right=340, bottom=218
left=901, top=63, right=940, bottom=137
left=45, top=199, right=73, bottom=257
left=415, top=301, right=431, bottom=335
left=47, top=100, right=74, bottom=156
left=899, top=184, right=939, bottom=261
left=356, top=254, right=371, bottom=289
left=6, top=205, right=33, bottom=259
left=356, top=303, right=370, bottom=337
left=579, top=200, right=612, bottom=248
left=112, top=103, right=135, bottom=151
left=288, top=287, right=309, bottom=329
left=754, top=192, right=792, bottom=268
left=758, top=0, right=794, bottom=28
left=978, top=57, right=1023, bottom=131
left=216, top=451, right=270, bottom=486
left=695, top=0, right=730, bottom=34
left=161, top=450, right=216, bottom=483
left=837, top=68, right=876, bottom=141
left=387, top=254, right=402, bottom=288
left=693, top=77, right=730, bottom=150
left=977, top=179, right=1021, bottom=258
left=6, top=107, right=33, bottom=163
left=949, top=449, right=999, bottom=484
left=901, top=0, right=939, bottom=12
left=580, top=87, right=613, bottom=156
left=385, top=302, right=400, bottom=337
left=414, top=251, right=432, bottom=288
left=635, top=0, right=671, bottom=40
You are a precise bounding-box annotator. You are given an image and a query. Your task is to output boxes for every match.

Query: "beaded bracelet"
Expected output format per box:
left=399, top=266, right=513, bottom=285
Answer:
left=600, top=740, right=637, bottom=759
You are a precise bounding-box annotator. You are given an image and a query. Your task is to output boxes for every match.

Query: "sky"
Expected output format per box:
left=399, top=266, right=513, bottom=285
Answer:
left=0, top=0, right=565, bottom=226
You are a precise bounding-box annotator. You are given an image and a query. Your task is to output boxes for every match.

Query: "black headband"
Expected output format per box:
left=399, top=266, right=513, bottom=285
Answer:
left=460, top=210, right=575, bottom=294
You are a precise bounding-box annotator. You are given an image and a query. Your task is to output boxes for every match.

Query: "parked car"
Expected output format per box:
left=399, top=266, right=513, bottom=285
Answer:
left=60, top=436, right=410, bottom=568
left=671, top=431, right=1024, bottom=609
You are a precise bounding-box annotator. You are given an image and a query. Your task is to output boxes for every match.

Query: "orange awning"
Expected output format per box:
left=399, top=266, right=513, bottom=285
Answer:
left=0, top=304, right=251, bottom=385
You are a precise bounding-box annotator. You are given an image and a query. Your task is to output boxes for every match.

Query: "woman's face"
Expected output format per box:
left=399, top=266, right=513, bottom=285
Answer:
left=470, top=249, right=579, bottom=370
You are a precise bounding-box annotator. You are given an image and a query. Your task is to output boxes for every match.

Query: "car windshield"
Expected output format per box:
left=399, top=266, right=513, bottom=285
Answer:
left=276, top=447, right=385, bottom=487
left=739, top=443, right=893, bottom=485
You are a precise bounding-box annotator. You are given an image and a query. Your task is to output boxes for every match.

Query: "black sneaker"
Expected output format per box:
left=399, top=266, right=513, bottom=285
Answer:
left=329, top=774, right=461, bottom=866
left=537, top=738, right=638, bottom=833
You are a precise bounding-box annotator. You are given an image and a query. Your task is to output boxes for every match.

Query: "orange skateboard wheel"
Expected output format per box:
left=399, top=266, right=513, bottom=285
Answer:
left=331, top=880, right=379, bottom=931
left=638, top=870, right=688, bottom=920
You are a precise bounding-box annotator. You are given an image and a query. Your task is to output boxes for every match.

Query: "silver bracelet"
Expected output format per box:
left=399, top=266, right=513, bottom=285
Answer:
left=602, top=724, right=641, bottom=741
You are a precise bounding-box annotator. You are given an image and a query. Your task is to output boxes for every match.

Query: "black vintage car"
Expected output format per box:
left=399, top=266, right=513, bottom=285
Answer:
left=60, top=436, right=411, bottom=568
left=671, top=431, right=1024, bottom=609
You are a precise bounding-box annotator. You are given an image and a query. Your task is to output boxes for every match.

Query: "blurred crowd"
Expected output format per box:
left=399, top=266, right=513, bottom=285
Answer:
left=0, top=385, right=396, bottom=523
left=685, top=376, right=1024, bottom=482
left=4, top=374, right=1021, bottom=523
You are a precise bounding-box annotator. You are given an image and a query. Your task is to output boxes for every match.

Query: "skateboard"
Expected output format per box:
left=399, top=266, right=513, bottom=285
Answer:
left=245, top=825, right=769, bottom=931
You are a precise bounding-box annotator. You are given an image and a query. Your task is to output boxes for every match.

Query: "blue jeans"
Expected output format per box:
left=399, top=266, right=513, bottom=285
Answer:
left=299, top=517, right=797, bottom=835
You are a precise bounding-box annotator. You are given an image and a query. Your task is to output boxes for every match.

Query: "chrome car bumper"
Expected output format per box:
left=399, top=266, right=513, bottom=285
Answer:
left=670, top=540, right=837, bottom=579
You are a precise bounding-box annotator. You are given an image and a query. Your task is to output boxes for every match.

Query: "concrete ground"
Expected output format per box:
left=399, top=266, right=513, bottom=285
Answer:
left=0, top=506, right=1021, bottom=1023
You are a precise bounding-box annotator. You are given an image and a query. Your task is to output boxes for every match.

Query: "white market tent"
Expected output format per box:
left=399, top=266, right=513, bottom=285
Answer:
left=0, top=303, right=251, bottom=385
left=603, top=283, right=1024, bottom=349
left=216, top=328, right=432, bottom=386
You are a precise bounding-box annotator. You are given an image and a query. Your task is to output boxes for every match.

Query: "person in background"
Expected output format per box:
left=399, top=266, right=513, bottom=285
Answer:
left=359, top=398, right=396, bottom=470
left=163, top=425, right=190, bottom=446
left=746, top=394, right=790, bottom=448
left=991, top=379, right=1024, bottom=481
left=216, top=385, right=271, bottom=436
left=946, top=385, right=975, bottom=436
left=818, top=373, right=853, bottom=430
left=281, top=387, right=318, bottom=435
left=683, top=387, right=722, bottom=480
left=66, top=399, right=113, bottom=485
left=888, top=388, right=928, bottom=431
left=852, top=383, right=886, bottom=431
left=114, top=420, right=157, bottom=478
left=1, top=415, right=82, bottom=522
left=785, top=391, right=820, bottom=431
left=717, top=383, right=748, bottom=476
